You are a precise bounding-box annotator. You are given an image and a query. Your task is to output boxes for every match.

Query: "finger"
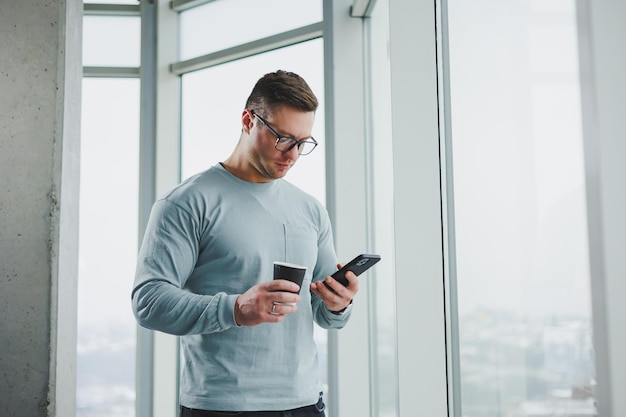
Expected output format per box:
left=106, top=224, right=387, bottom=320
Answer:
left=342, top=271, right=359, bottom=289
left=269, top=301, right=298, bottom=317
left=310, top=281, right=352, bottom=312
left=270, top=302, right=281, bottom=316
left=272, top=292, right=301, bottom=305
left=309, top=282, right=323, bottom=298
left=312, top=279, right=342, bottom=300
left=266, top=310, right=286, bottom=322
left=323, top=277, right=347, bottom=295
left=267, top=279, right=301, bottom=294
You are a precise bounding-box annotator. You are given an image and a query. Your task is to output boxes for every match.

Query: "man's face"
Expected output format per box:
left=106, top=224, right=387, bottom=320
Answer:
left=244, top=106, right=315, bottom=182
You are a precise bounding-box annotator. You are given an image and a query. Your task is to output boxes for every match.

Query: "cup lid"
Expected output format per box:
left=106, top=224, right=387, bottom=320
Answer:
left=273, top=261, right=307, bottom=270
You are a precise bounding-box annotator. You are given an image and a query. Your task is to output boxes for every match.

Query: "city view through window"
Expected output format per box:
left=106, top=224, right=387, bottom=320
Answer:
left=448, top=1, right=596, bottom=416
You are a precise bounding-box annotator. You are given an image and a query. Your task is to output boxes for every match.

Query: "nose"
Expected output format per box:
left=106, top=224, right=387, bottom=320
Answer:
left=282, top=144, right=300, bottom=159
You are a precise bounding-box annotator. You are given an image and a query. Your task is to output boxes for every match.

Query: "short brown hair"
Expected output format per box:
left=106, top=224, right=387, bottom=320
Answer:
left=245, top=70, right=319, bottom=118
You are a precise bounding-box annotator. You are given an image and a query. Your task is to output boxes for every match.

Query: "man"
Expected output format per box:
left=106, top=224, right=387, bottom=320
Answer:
left=132, top=70, right=358, bottom=417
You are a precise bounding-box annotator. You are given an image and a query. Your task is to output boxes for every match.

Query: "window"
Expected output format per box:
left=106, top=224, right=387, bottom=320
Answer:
left=70, top=2, right=626, bottom=417
left=78, top=4, right=141, bottom=416
left=179, top=0, right=322, bottom=60
left=82, top=15, right=140, bottom=67
left=77, top=78, right=140, bottom=417
left=180, top=39, right=326, bottom=202
left=446, top=1, right=596, bottom=416
left=366, top=2, right=398, bottom=416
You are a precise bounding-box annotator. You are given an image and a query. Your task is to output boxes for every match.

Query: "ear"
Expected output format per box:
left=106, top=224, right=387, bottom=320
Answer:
left=241, top=109, right=254, bottom=133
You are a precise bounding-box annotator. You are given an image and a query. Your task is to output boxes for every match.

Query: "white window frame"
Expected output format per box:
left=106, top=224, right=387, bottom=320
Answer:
left=387, top=1, right=450, bottom=415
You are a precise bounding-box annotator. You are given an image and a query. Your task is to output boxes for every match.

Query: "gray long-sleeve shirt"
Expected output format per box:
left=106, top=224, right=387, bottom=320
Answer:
left=132, top=163, right=350, bottom=411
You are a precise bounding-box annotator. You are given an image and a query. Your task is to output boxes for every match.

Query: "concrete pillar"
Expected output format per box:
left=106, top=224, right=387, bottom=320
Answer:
left=0, top=0, right=82, bottom=416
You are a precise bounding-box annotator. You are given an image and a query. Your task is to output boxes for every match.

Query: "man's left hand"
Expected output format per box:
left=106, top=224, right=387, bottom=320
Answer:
left=309, top=263, right=359, bottom=313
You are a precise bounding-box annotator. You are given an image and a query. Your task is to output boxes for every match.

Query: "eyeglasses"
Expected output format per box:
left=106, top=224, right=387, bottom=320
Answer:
left=251, top=110, right=318, bottom=156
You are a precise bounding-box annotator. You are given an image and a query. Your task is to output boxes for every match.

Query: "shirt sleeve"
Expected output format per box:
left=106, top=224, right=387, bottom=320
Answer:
left=309, top=207, right=353, bottom=328
left=131, top=199, right=240, bottom=335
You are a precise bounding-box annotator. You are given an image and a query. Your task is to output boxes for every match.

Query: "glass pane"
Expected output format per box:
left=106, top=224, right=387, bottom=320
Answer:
left=447, top=1, right=597, bottom=417
left=83, top=15, right=140, bottom=67
left=77, top=78, right=140, bottom=417
left=181, top=39, right=326, bottom=204
left=180, top=38, right=328, bottom=397
left=180, top=0, right=323, bottom=60
left=368, top=2, right=398, bottom=417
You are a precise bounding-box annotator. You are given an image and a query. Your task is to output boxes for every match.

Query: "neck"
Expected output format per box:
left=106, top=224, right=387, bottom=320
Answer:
left=221, top=154, right=272, bottom=184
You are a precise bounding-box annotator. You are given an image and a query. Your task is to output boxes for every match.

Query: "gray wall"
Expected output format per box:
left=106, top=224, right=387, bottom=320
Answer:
left=0, top=0, right=82, bottom=415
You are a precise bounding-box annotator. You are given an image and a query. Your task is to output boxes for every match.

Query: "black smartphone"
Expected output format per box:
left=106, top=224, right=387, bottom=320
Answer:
left=329, top=254, right=381, bottom=287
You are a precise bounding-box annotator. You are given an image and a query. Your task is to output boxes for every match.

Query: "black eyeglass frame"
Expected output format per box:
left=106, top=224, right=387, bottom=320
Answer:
left=250, top=110, right=318, bottom=156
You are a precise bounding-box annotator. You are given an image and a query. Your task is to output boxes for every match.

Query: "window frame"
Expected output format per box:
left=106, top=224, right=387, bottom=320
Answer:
left=386, top=1, right=450, bottom=415
left=81, top=4, right=148, bottom=417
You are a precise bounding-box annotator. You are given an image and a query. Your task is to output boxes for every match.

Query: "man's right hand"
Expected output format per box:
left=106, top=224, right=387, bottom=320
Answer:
left=234, top=280, right=301, bottom=326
